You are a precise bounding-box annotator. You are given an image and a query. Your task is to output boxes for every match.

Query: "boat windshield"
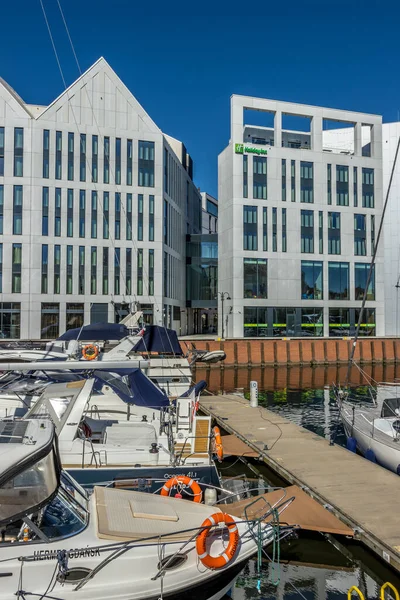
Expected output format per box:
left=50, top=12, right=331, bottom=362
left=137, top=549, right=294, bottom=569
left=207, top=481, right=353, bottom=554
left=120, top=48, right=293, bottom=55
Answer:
left=0, top=450, right=58, bottom=525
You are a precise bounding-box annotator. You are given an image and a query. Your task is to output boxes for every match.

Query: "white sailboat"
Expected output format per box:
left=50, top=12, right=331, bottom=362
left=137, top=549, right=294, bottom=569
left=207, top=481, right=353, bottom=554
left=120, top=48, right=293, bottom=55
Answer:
left=0, top=418, right=289, bottom=600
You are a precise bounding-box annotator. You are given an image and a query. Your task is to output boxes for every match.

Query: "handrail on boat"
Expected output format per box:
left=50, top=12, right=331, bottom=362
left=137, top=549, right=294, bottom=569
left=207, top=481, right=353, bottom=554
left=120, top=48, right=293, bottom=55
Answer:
left=347, top=586, right=365, bottom=600
left=380, top=582, right=400, bottom=600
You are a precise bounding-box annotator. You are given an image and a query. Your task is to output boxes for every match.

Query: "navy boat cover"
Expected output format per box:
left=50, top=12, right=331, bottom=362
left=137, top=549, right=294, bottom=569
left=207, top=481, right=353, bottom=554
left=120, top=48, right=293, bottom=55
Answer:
left=92, top=368, right=169, bottom=408
left=132, top=325, right=183, bottom=355
left=180, top=380, right=207, bottom=398
left=57, top=322, right=129, bottom=341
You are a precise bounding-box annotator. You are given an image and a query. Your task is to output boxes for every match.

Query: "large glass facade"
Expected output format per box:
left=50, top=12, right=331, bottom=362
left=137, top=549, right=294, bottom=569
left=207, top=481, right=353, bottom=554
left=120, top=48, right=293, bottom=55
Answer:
left=41, top=303, right=59, bottom=339
left=243, top=258, right=267, bottom=299
left=301, top=261, right=323, bottom=299
left=354, top=214, right=366, bottom=256
left=301, top=308, right=323, bottom=337
left=329, top=308, right=350, bottom=337
left=336, top=165, right=349, bottom=206
left=328, top=212, right=341, bottom=255
left=186, top=234, right=218, bottom=306
left=355, top=308, right=376, bottom=336
left=243, top=206, right=257, bottom=250
left=362, top=168, right=374, bottom=208
left=253, top=156, right=267, bottom=199
left=243, top=307, right=268, bottom=337
left=300, top=161, right=313, bottom=203
left=273, top=307, right=297, bottom=337
left=355, top=263, right=375, bottom=300
left=243, top=306, right=324, bottom=338
left=328, top=262, right=349, bottom=300
left=300, top=210, right=314, bottom=253
left=0, top=303, right=21, bottom=338
left=138, top=141, right=155, bottom=187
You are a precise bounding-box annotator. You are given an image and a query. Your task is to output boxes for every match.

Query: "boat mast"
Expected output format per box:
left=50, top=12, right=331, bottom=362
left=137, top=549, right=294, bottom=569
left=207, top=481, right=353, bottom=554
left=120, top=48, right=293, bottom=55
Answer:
left=345, top=133, right=400, bottom=388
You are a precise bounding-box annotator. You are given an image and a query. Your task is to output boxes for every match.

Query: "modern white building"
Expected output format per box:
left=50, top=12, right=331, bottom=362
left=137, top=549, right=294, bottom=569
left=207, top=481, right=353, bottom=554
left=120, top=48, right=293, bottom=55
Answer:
left=0, top=57, right=202, bottom=339
left=218, top=95, right=384, bottom=338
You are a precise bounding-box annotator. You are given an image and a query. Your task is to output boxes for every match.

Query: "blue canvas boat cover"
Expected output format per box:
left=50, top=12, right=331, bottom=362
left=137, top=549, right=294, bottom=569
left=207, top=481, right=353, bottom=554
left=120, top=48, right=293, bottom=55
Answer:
left=57, top=323, right=129, bottom=341
left=132, top=325, right=183, bottom=355
left=179, top=380, right=207, bottom=398
left=92, top=369, right=169, bottom=408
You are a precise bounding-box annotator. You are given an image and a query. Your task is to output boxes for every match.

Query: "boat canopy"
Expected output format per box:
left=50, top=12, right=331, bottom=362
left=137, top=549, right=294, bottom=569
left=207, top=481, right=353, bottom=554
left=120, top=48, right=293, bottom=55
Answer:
left=180, top=380, right=207, bottom=398
left=57, top=322, right=129, bottom=341
left=93, top=369, right=169, bottom=408
left=132, top=325, right=183, bottom=355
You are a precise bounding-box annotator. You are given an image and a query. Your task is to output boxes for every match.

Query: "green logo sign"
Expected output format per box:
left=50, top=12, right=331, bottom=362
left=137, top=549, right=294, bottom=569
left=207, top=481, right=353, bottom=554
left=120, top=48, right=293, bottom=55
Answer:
left=235, top=143, right=267, bottom=156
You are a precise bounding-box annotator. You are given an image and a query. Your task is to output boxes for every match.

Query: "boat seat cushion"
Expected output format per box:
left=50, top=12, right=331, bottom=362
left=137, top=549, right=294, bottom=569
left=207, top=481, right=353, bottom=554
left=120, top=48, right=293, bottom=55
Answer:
left=94, top=486, right=221, bottom=542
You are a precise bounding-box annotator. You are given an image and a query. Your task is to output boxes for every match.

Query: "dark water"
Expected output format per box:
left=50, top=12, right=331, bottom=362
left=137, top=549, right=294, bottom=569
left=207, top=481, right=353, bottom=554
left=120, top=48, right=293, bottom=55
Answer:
left=212, top=369, right=400, bottom=600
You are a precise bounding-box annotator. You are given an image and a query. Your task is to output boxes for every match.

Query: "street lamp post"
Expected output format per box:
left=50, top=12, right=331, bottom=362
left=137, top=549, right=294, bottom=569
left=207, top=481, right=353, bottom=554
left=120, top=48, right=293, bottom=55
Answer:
left=218, top=292, right=231, bottom=339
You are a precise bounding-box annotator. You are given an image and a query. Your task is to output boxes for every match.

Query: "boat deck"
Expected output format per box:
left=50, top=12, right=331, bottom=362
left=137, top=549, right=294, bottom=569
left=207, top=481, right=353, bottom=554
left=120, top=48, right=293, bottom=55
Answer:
left=200, top=394, right=400, bottom=571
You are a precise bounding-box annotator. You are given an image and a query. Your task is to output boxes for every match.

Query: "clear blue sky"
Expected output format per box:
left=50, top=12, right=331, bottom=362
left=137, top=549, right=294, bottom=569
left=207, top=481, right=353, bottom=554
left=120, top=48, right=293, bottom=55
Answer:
left=2, top=1, right=400, bottom=198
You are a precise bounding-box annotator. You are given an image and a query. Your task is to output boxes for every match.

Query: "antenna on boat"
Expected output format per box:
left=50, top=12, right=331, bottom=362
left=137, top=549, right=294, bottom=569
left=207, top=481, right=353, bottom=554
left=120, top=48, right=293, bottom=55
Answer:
left=345, top=134, right=400, bottom=389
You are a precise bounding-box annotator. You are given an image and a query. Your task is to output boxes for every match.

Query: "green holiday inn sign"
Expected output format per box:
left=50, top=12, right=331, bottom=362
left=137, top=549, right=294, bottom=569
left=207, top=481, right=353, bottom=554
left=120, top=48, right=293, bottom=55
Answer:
left=235, top=143, right=267, bottom=156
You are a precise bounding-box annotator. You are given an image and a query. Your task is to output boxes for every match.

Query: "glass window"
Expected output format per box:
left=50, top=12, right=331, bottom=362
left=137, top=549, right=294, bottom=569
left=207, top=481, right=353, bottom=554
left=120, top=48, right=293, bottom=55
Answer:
left=138, top=194, right=143, bottom=241
left=79, top=133, right=86, bottom=182
left=164, top=252, right=168, bottom=297
left=54, top=245, right=61, bottom=294
left=41, top=303, right=59, bottom=339
left=67, top=189, right=74, bottom=237
left=329, top=308, right=350, bottom=337
left=243, top=307, right=268, bottom=338
left=66, top=245, right=73, bottom=294
left=92, top=135, right=98, bottom=183
left=55, top=131, right=62, bottom=180
left=328, top=262, right=349, bottom=300
left=282, top=208, right=287, bottom=252
left=79, top=190, right=85, bottom=238
left=126, top=193, right=132, bottom=241
left=137, top=249, right=143, bottom=295
left=243, top=258, right=267, bottom=299
left=79, top=246, right=85, bottom=295
left=336, top=165, right=349, bottom=206
left=0, top=127, right=4, bottom=176
left=300, top=161, right=313, bottom=203
left=282, top=159, right=286, bottom=201
left=14, top=127, right=23, bottom=177
left=43, top=129, right=49, bottom=179
left=0, top=244, right=2, bottom=293
left=103, top=136, right=110, bottom=184
left=13, top=185, right=23, bottom=235
left=42, top=187, right=49, bottom=236
left=149, top=249, right=154, bottom=295
left=362, top=168, right=374, bottom=208
left=354, top=214, right=366, bottom=256
left=272, top=207, right=277, bottom=252
left=138, top=141, right=155, bottom=187
left=102, top=247, right=109, bottom=295
left=67, top=132, right=74, bottom=180
left=371, top=215, right=375, bottom=254
left=164, top=148, right=168, bottom=193
left=319, top=211, right=323, bottom=253
left=90, top=247, right=97, bottom=295
left=291, top=160, right=296, bottom=202
left=253, top=156, right=267, bottom=199
left=91, top=191, right=97, bottom=239
left=273, top=307, right=297, bottom=337
left=149, top=195, right=155, bottom=242
left=263, top=207, right=267, bottom=251
left=41, top=245, right=48, bottom=294
left=301, top=209, right=314, bottom=253
left=164, top=199, right=168, bottom=245
left=0, top=303, right=21, bottom=338
left=301, top=308, right=323, bottom=337
left=115, top=138, right=121, bottom=184
left=0, top=185, right=3, bottom=234
left=327, top=164, right=332, bottom=205
left=243, top=206, right=257, bottom=250
left=353, top=166, right=358, bottom=207
left=328, top=212, right=341, bottom=255
left=243, top=155, right=248, bottom=198
left=103, top=192, right=109, bottom=239
left=355, top=308, right=376, bottom=336
left=126, top=248, right=132, bottom=295
left=54, top=188, right=61, bottom=237
left=301, top=261, right=323, bottom=299
left=127, top=139, right=132, bottom=185
left=115, top=193, right=121, bottom=240
left=66, top=303, right=84, bottom=331
left=355, top=263, right=375, bottom=300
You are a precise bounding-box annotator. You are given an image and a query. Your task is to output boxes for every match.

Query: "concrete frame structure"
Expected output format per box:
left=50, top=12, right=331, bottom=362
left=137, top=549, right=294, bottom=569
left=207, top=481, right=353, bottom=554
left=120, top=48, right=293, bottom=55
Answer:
left=218, top=95, right=383, bottom=338
left=0, top=58, right=201, bottom=339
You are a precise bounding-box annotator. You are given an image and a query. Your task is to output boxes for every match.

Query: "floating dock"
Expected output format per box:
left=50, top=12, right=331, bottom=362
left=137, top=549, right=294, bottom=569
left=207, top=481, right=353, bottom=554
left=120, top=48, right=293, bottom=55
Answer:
left=200, top=394, right=400, bottom=572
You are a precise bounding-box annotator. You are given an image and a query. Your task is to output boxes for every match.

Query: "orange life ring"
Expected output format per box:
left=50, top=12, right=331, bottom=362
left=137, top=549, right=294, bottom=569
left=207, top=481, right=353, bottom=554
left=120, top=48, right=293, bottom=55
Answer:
left=213, top=426, right=223, bottom=462
left=160, top=475, right=202, bottom=503
left=196, top=512, right=239, bottom=569
left=82, top=344, right=99, bottom=361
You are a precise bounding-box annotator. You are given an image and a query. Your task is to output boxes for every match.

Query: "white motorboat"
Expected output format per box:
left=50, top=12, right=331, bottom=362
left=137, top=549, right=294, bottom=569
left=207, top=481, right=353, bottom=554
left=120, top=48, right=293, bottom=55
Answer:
left=338, top=384, right=400, bottom=474
left=0, top=418, right=285, bottom=600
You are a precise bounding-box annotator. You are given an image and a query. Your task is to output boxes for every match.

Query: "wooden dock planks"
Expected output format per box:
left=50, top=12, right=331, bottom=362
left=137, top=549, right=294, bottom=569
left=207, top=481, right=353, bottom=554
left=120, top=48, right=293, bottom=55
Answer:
left=201, top=394, right=400, bottom=571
